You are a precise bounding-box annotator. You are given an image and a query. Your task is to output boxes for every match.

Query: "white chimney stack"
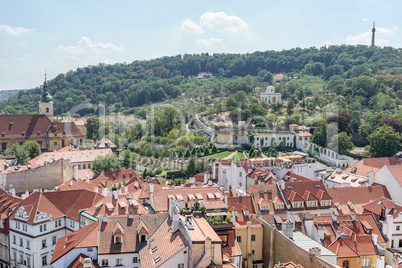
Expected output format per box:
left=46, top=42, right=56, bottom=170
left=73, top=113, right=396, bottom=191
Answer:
left=102, top=188, right=108, bottom=197
left=94, top=187, right=99, bottom=193
left=102, top=214, right=108, bottom=224
left=134, top=181, right=139, bottom=189
left=74, top=166, right=79, bottom=181
left=149, top=183, right=154, bottom=193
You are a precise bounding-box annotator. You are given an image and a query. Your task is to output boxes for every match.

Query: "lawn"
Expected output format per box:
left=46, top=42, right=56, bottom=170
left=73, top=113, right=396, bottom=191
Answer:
left=231, top=152, right=246, bottom=161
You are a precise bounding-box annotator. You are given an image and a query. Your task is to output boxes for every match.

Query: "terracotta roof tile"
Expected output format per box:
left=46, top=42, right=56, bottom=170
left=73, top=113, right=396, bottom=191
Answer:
left=247, top=184, right=286, bottom=214
left=51, top=222, right=98, bottom=264
left=94, top=138, right=117, bottom=149
left=28, top=148, right=112, bottom=166
left=67, top=254, right=99, bottom=268
left=0, top=114, right=52, bottom=139
left=138, top=218, right=187, bottom=267
left=227, top=196, right=255, bottom=223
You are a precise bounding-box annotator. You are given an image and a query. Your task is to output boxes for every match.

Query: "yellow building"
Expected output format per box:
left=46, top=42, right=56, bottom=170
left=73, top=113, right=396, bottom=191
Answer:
left=235, top=220, right=264, bottom=268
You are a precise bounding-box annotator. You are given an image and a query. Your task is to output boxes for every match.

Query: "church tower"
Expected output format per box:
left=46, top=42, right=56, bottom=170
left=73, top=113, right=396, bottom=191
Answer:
left=371, top=21, right=376, bottom=47
left=39, top=74, right=54, bottom=121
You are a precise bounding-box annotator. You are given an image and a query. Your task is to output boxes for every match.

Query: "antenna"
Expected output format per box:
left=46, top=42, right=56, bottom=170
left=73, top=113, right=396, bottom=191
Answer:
left=371, top=21, right=376, bottom=47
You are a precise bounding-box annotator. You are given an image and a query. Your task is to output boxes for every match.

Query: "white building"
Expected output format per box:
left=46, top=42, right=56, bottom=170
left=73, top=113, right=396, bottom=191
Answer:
left=9, top=189, right=102, bottom=268
left=260, top=86, right=281, bottom=105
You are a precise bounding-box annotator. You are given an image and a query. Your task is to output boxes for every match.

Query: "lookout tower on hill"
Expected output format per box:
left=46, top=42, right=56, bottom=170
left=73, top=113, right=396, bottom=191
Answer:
left=371, top=21, right=376, bottom=48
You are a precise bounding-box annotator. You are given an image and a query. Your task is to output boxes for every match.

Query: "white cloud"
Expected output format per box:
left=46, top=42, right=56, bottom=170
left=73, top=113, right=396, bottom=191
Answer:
left=361, top=18, right=368, bottom=22
left=56, top=37, right=122, bottom=55
left=181, top=19, right=204, bottom=34
left=324, top=40, right=331, bottom=47
left=196, top=38, right=224, bottom=48
left=0, top=25, right=35, bottom=37
left=346, top=26, right=399, bottom=47
left=199, top=12, right=247, bottom=33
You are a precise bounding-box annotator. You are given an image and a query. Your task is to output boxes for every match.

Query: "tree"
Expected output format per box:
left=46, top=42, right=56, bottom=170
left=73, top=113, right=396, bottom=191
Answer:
left=85, top=117, right=100, bottom=139
left=212, top=144, right=218, bottom=153
left=367, top=126, right=401, bottom=157
left=204, top=147, right=210, bottom=156
left=312, top=122, right=327, bottom=147
left=278, top=141, right=286, bottom=152
left=4, top=143, right=29, bottom=165
left=22, top=140, right=42, bottom=159
left=119, top=149, right=135, bottom=169
left=186, top=156, right=196, bottom=178
left=329, top=132, right=354, bottom=155
left=233, top=91, right=247, bottom=106
left=92, top=154, right=121, bottom=173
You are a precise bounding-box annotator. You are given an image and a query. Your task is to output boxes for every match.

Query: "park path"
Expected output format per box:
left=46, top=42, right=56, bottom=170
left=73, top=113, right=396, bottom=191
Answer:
left=223, top=151, right=237, bottom=160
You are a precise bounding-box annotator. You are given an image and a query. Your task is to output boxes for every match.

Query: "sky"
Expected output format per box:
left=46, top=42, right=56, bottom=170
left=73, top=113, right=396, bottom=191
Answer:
left=1, top=0, right=401, bottom=91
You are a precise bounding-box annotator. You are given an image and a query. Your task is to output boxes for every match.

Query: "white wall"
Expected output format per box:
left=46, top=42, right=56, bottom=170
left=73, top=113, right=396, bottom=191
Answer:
left=218, top=162, right=247, bottom=192
left=99, top=252, right=140, bottom=268
left=375, top=166, right=402, bottom=205
left=52, top=247, right=97, bottom=267
left=159, top=247, right=188, bottom=268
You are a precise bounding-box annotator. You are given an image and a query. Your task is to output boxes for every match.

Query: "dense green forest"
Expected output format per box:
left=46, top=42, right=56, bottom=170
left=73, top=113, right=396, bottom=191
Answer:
left=1, top=45, right=402, bottom=158
left=1, top=45, right=401, bottom=116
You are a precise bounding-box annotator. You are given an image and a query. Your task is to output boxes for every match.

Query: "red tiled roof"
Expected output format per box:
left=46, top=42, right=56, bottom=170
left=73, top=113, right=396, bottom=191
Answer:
left=57, top=178, right=94, bottom=191
left=138, top=218, right=187, bottom=267
left=362, top=197, right=402, bottom=219
left=67, top=254, right=99, bottom=268
left=216, top=229, right=242, bottom=257
left=284, top=181, right=332, bottom=209
left=327, top=185, right=391, bottom=214
left=0, top=188, right=22, bottom=234
left=10, top=189, right=103, bottom=224
left=152, top=186, right=225, bottom=212
left=51, top=222, right=98, bottom=264
left=386, top=165, right=402, bottom=186
left=90, top=169, right=140, bottom=189
left=276, top=261, right=304, bottom=268
left=284, top=171, right=312, bottom=182
left=57, top=146, right=79, bottom=152
left=0, top=114, right=52, bottom=139
left=344, top=157, right=400, bottom=176
left=55, top=122, right=85, bottom=137
left=98, top=214, right=168, bottom=254
left=94, top=138, right=117, bottom=149
left=227, top=196, right=255, bottom=223
left=247, top=184, right=286, bottom=214
left=83, top=192, right=149, bottom=218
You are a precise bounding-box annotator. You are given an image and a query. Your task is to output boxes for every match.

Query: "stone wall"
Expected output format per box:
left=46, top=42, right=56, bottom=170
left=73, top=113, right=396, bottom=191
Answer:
left=3, top=159, right=73, bottom=192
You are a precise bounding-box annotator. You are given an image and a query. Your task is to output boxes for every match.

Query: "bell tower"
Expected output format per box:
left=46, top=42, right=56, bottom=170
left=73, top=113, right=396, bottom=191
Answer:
left=39, top=73, right=54, bottom=121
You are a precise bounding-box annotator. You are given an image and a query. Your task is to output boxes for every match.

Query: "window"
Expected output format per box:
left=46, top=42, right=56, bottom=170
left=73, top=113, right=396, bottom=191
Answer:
left=116, top=258, right=123, bottom=266
left=42, top=256, right=47, bottom=266
left=362, top=258, right=371, bottom=267
left=54, top=141, right=57, bottom=146
left=42, top=239, right=47, bottom=248
left=252, top=250, right=255, bottom=255
left=102, top=259, right=109, bottom=267
left=13, top=235, right=16, bottom=244
left=114, top=236, right=122, bottom=244
left=399, top=239, right=402, bottom=248
left=253, top=265, right=258, bottom=268
left=88, top=247, right=93, bottom=252
left=178, top=264, right=185, bottom=268
left=20, top=253, right=23, bottom=264
left=397, top=225, right=400, bottom=231
left=342, top=260, right=349, bottom=268
left=19, top=238, right=23, bottom=246
left=52, top=236, right=57, bottom=245
left=23, top=224, right=27, bottom=232
left=251, top=235, right=256, bottom=241
left=70, top=220, right=75, bottom=228
left=236, top=236, right=241, bottom=243
left=140, top=234, right=147, bottom=242
left=27, top=256, right=30, bottom=267
left=133, top=256, right=138, bottom=263
left=26, top=240, right=30, bottom=249
left=46, top=107, right=49, bottom=113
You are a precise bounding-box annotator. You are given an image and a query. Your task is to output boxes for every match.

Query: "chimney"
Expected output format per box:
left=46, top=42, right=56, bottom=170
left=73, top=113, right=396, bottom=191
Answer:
left=309, top=247, right=321, bottom=258
left=205, top=236, right=212, bottom=252
left=102, top=214, right=108, bottom=224
left=280, top=180, right=285, bottom=190
left=350, top=212, right=356, bottom=222
left=317, top=227, right=324, bottom=240
left=134, top=180, right=139, bottom=189
left=332, top=212, right=337, bottom=223
left=128, top=211, right=134, bottom=220
left=172, top=213, right=180, bottom=233
left=124, top=186, right=128, bottom=193
left=69, top=180, right=73, bottom=187
left=102, top=188, right=108, bottom=197
left=113, top=191, right=118, bottom=201
left=168, top=197, right=175, bottom=218
left=86, top=175, right=90, bottom=183
left=286, top=211, right=295, bottom=230
left=368, top=170, right=375, bottom=186
left=94, top=187, right=99, bottom=193
left=376, top=259, right=385, bottom=268
left=74, top=166, right=79, bottom=181
left=372, top=233, right=378, bottom=245
left=283, top=220, right=293, bottom=239
left=336, top=230, right=342, bottom=239
left=83, top=258, right=92, bottom=268
left=149, top=183, right=154, bottom=193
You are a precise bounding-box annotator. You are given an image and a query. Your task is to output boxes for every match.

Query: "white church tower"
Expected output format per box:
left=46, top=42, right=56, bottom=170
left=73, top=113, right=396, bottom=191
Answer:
left=38, top=74, right=54, bottom=121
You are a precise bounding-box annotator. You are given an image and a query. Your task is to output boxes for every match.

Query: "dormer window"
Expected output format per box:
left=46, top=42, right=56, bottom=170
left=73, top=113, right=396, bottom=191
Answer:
left=243, top=210, right=249, bottom=217
left=114, top=235, right=123, bottom=244
left=140, top=234, right=147, bottom=242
